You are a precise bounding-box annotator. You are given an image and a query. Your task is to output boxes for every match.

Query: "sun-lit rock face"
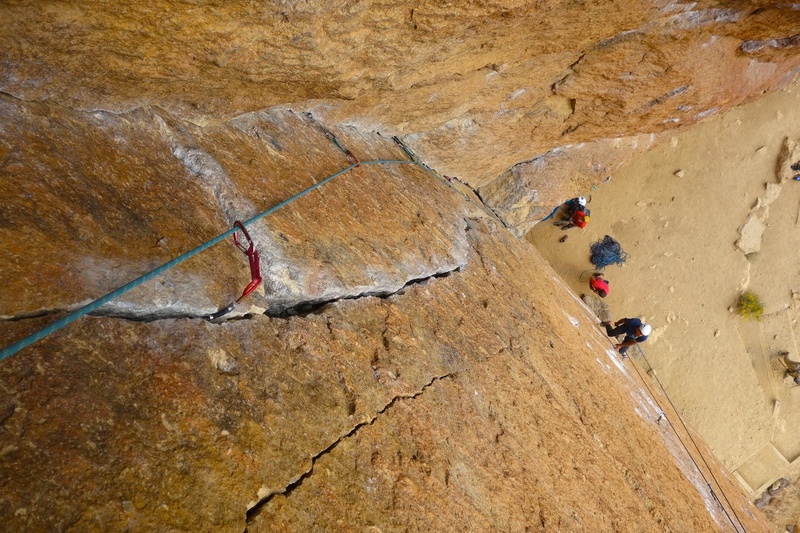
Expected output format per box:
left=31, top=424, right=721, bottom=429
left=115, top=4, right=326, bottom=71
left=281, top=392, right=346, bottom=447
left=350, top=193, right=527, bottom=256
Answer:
left=2, top=1, right=799, bottom=225
left=0, top=100, right=474, bottom=319
left=0, top=1, right=791, bottom=530
left=0, top=95, right=771, bottom=533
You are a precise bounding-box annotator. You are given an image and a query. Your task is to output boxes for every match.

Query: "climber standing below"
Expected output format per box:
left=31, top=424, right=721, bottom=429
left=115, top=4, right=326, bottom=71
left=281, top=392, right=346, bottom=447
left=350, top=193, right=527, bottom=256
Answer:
left=589, top=272, right=610, bottom=298
left=600, top=318, right=651, bottom=356
left=554, top=196, right=590, bottom=230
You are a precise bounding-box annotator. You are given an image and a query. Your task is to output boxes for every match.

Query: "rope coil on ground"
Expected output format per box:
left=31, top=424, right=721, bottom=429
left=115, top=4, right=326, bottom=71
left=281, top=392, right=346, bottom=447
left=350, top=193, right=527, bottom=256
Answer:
left=590, top=235, right=628, bottom=270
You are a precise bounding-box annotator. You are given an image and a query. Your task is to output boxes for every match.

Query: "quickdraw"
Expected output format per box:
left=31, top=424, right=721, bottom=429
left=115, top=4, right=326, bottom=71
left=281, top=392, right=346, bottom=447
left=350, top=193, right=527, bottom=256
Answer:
left=304, top=113, right=360, bottom=166
left=208, top=221, right=263, bottom=320
left=392, top=136, right=416, bottom=161
left=324, top=131, right=360, bottom=167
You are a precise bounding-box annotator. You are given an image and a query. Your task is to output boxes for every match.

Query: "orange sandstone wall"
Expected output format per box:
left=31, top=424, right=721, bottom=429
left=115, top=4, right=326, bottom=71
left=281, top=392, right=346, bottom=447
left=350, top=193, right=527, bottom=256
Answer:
left=0, top=2, right=789, bottom=530
left=1, top=1, right=799, bottom=233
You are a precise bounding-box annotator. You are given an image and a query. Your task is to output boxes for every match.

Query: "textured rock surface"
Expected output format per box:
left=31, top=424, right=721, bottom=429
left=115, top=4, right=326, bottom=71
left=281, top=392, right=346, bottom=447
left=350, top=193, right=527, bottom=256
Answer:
left=0, top=98, right=473, bottom=319
left=477, top=132, right=664, bottom=235
left=0, top=1, right=790, bottom=530
left=0, top=96, right=768, bottom=530
left=0, top=216, right=767, bottom=532
left=1, top=1, right=799, bottom=233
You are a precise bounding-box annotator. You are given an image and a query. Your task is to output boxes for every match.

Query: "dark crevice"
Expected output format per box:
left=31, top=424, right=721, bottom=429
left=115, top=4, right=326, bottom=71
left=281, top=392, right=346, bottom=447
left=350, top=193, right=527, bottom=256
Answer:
left=741, top=33, right=800, bottom=54
left=634, top=85, right=689, bottom=114
left=268, top=266, right=464, bottom=319
left=88, top=310, right=260, bottom=323
left=551, top=53, right=585, bottom=93
left=442, top=176, right=510, bottom=229
left=243, top=372, right=455, bottom=529
left=596, top=30, right=639, bottom=49
left=1, top=305, right=245, bottom=325
left=1, top=308, right=64, bottom=322
left=471, top=187, right=508, bottom=228
left=3, top=265, right=465, bottom=326
left=569, top=54, right=585, bottom=69
left=561, top=123, right=580, bottom=136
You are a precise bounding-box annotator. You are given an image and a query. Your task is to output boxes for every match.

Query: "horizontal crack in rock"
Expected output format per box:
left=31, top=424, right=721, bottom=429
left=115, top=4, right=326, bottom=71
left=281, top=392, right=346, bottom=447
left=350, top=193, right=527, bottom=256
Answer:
left=1, top=299, right=98, bottom=322
left=243, top=372, right=455, bottom=529
left=0, top=308, right=67, bottom=322
left=273, top=264, right=465, bottom=318
left=2, top=263, right=467, bottom=326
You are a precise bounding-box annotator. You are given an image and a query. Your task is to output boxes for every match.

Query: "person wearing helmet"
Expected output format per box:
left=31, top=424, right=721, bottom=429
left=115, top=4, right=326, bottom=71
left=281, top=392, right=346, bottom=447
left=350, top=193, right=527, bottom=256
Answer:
left=565, top=196, right=587, bottom=217
left=554, top=196, right=590, bottom=230
left=600, top=318, right=651, bottom=356
left=573, top=196, right=587, bottom=208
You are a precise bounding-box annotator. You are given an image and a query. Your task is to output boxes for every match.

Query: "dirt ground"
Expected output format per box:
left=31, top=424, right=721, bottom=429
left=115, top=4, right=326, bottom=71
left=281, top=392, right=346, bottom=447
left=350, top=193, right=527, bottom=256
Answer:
left=528, top=76, right=800, bottom=529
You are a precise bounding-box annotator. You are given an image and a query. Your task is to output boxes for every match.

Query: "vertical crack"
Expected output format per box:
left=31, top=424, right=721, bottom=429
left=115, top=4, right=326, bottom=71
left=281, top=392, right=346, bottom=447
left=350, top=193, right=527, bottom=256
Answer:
left=243, top=372, right=455, bottom=529
left=471, top=187, right=509, bottom=228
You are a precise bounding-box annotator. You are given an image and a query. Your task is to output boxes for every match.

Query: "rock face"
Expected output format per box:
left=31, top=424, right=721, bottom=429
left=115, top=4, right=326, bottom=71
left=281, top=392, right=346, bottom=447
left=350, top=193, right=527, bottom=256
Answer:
left=0, top=99, right=472, bottom=319
left=735, top=138, right=799, bottom=255
left=1, top=2, right=799, bottom=233
left=0, top=1, right=790, bottom=531
left=0, top=99, right=769, bottom=532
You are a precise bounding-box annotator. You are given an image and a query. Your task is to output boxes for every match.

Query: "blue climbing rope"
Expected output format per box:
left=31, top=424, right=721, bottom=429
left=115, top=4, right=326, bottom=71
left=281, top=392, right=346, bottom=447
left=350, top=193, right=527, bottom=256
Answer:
left=590, top=235, right=628, bottom=270
left=0, top=136, right=473, bottom=363
left=541, top=204, right=561, bottom=222
left=0, top=162, right=356, bottom=362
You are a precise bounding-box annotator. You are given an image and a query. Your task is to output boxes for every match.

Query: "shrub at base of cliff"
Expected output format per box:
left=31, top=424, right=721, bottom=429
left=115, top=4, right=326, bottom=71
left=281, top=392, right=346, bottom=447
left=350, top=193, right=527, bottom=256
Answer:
left=737, top=291, right=765, bottom=320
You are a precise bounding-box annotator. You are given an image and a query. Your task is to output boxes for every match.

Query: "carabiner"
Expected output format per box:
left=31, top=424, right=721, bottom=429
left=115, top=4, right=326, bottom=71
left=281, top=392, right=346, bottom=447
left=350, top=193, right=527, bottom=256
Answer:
left=232, top=221, right=263, bottom=302
left=208, top=221, right=263, bottom=320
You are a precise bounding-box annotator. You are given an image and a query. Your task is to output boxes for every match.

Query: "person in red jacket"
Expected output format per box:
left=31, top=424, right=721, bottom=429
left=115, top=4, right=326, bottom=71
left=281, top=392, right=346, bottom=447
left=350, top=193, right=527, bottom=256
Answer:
left=569, top=209, right=589, bottom=229
left=554, top=196, right=590, bottom=230
left=589, top=272, right=609, bottom=298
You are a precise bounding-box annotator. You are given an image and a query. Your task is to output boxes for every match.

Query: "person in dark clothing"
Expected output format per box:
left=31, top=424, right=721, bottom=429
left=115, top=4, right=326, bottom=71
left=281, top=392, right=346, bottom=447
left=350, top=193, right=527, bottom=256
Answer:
left=554, top=196, right=590, bottom=230
left=565, top=196, right=587, bottom=216
left=600, top=318, right=651, bottom=356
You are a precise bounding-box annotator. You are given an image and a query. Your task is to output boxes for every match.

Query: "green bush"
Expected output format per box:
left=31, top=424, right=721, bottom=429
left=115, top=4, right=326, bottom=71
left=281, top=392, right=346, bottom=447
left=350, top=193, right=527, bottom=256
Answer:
left=737, top=292, right=764, bottom=320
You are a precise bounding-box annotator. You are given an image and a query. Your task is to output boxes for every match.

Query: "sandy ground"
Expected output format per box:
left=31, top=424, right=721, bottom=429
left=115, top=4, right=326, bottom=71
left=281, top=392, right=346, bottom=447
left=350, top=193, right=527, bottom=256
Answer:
left=528, top=76, right=800, bottom=523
